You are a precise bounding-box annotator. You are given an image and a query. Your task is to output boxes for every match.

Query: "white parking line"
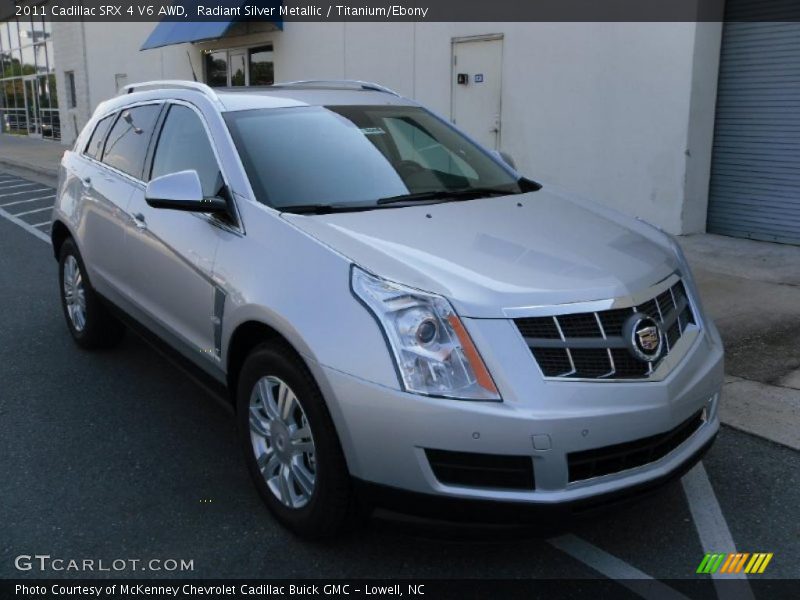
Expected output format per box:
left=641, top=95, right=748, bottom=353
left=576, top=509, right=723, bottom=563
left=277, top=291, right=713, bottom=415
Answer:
left=32, top=221, right=51, bottom=228
left=0, top=182, right=38, bottom=191
left=549, top=535, right=691, bottom=599
left=0, top=194, right=55, bottom=207
left=682, top=463, right=755, bottom=600
left=13, top=205, right=52, bottom=217
left=0, top=188, right=51, bottom=200
left=0, top=205, right=51, bottom=243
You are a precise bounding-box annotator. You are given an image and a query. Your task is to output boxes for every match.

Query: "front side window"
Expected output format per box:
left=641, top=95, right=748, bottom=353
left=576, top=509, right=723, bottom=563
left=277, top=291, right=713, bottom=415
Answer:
left=150, top=105, right=222, bottom=197
left=84, top=113, right=114, bottom=160
left=101, top=104, right=161, bottom=179
left=224, top=105, right=523, bottom=211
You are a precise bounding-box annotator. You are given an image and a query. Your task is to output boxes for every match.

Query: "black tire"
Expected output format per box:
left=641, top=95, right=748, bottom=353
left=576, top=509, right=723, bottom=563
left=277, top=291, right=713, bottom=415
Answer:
left=58, top=238, right=125, bottom=349
left=236, top=342, right=355, bottom=538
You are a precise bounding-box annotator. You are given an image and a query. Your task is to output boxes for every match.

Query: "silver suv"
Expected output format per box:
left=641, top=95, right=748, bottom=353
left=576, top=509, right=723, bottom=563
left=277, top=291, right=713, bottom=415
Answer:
left=52, top=80, right=723, bottom=537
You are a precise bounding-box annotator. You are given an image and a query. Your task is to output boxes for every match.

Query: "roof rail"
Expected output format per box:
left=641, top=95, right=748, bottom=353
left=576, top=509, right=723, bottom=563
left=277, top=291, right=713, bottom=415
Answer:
left=121, top=80, right=223, bottom=105
left=273, top=80, right=401, bottom=96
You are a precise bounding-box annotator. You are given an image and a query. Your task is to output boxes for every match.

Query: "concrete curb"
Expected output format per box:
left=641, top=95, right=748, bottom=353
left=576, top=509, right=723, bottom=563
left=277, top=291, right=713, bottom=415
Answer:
left=720, top=376, right=800, bottom=451
left=0, top=158, right=58, bottom=187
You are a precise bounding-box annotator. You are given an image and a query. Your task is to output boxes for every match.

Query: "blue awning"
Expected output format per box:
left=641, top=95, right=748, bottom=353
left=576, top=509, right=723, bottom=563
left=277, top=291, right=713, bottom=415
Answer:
left=141, top=1, right=283, bottom=51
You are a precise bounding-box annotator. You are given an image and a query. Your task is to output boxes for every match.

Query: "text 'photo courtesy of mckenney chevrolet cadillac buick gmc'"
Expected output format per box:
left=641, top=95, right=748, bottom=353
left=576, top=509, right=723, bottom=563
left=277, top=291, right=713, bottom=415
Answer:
left=51, top=79, right=723, bottom=538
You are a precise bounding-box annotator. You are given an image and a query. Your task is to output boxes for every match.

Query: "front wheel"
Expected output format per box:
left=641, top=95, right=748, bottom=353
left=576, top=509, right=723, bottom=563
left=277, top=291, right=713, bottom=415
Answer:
left=236, top=343, right=355, bottom=538
left=58, top=238, right=124, bottom=349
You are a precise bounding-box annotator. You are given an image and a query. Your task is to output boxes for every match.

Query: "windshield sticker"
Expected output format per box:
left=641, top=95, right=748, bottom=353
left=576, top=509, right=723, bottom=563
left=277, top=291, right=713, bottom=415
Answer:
left=360, top=127, right=386, bottom=136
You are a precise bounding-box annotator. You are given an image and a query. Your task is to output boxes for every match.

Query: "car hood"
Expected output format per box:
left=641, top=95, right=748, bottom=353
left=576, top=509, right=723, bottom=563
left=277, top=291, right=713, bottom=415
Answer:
left=281, top=186, right=678, bottom=318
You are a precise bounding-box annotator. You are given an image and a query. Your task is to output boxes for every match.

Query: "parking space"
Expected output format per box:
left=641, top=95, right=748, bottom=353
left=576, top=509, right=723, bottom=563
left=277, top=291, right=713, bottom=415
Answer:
left=0, top=171, right=797, bottom=596
left=0, top=172, right=56, bottom=240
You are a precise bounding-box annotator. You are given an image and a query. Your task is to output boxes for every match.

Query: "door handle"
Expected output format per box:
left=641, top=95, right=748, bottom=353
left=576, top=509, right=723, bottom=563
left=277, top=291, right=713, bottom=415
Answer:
left=133, top=212, right=147, bottom=230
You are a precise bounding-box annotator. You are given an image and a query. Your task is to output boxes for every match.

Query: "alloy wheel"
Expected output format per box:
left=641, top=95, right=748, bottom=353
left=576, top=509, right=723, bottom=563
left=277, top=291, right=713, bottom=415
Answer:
left=249, top=376, right=317, bottom=509
left=63, top=255, right=87, bottom=332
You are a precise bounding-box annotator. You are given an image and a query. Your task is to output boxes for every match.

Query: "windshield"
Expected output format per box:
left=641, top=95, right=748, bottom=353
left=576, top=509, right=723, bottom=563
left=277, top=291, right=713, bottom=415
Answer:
left=224, top=105, right=526, bottom=212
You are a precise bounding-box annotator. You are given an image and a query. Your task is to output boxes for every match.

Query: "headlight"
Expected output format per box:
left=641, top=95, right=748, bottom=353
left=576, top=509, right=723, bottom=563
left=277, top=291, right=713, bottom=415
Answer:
left=351, top=267, right=500, bottom=401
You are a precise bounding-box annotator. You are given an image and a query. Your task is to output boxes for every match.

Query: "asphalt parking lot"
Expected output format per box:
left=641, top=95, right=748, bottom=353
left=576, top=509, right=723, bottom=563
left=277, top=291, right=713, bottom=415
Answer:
left=1, top=171, right=798, bottom=597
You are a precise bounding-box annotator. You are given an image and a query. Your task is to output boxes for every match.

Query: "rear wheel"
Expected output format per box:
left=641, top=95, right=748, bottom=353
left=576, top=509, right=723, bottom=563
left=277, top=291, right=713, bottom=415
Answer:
left=236, top=342, right=354, bottom=538
left=58, top=238, right=124, bottom=349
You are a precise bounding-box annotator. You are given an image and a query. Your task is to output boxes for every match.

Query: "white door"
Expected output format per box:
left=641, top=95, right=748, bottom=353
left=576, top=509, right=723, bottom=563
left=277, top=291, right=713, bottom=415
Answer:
left=451, top=37, right=503, bottom=150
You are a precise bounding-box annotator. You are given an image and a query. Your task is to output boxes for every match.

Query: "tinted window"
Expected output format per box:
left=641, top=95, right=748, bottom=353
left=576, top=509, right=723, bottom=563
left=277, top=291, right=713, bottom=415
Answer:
left=101, top=105, right=161, bottom=178
left=84, top=114, right=115, bottom=160
left=383, top=117, right=478, bottom=179
left=249, top=46, right=274, bottom=85
left=204, top=51, right=227, bottom=87
left=224, top=105, right=521, bottom=210
left=150, top=105, right=222, bottom=197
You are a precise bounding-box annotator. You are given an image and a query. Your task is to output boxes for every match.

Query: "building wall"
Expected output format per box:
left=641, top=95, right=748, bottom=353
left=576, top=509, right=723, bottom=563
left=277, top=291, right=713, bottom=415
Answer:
left=52, top=21, right=90, bottom=144
left=53, top=20, right=722, bottom=235
left=53, top=21, right=195, bottom=145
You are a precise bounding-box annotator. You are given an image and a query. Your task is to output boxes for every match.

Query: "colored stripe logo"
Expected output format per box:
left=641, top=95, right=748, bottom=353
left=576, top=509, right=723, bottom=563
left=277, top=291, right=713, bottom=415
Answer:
left=697, top=553, right=773, bottom=574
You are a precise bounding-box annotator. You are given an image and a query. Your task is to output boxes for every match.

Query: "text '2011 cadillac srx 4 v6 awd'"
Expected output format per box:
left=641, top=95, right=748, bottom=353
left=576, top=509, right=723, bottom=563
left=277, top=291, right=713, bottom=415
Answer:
left=52, top=80, right=723, bottom=538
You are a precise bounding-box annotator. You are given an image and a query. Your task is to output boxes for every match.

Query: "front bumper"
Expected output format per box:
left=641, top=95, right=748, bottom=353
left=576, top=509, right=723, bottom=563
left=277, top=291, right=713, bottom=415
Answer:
left=354, top=431, right=716, bottom=523
left=309, top=318, right=723, bottom=510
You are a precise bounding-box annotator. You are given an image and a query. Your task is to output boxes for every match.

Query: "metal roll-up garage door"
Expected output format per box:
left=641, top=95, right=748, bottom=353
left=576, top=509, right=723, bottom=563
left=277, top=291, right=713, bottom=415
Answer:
left=707, top=3, right=800, bottom=245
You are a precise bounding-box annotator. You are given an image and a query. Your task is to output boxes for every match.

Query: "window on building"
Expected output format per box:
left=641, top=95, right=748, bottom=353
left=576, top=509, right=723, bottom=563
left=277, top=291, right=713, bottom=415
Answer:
left=204, top=51, right=228, bottom=87
left=84, top=113, right=115, bottom=160
left=230, top=51, right=246, bottom=86
left=0, top=15, right=58, bottom=139
left=65, top=71, right=76, bottom=108
left=203, top=44, right=274, bottom=87
left=248, top=46, right=274, bottom=86
left=101, top=105, right=161, bottom=178
left=150, top=105, right=222, bottom=196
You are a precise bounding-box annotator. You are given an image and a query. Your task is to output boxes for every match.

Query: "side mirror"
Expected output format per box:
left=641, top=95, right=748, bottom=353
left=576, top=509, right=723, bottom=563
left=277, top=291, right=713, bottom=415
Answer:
left=145, top=170, right=227, bottom=213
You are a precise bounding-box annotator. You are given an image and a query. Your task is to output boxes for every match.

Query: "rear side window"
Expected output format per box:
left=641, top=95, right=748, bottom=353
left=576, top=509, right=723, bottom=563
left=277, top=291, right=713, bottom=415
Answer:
left=84, top=114, right=115, bottom=160
left=150, top=105, right=222, bottom=196
left=101, top=105, right=161, bottom=179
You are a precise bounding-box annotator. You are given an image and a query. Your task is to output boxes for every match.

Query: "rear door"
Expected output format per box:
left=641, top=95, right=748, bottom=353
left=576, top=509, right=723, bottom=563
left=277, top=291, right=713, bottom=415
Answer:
left=75, top=111, right=129, bottom=297
left=84, top=103, right=163, bottom=301
left=123, top=103, right=229, bottom=363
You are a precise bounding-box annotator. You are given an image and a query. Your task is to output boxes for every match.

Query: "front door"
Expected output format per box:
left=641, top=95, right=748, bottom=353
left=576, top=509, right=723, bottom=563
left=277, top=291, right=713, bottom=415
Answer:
left=451, top=36, right=503, bottom=150
left=124, top=103, right=228, bottom=362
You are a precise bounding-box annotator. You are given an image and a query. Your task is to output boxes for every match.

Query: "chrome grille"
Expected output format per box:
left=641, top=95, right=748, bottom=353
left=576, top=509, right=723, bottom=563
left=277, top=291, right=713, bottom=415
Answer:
left=515, top=280, right=696, bottom=379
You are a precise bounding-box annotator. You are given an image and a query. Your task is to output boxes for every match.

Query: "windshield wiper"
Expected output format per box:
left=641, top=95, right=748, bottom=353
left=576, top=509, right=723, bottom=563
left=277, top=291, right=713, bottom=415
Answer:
left=280, top=203, right=374, bottom=215
left=283, top=184, right=531, bottom=214
left=376, top=187, right=519, bottom=206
